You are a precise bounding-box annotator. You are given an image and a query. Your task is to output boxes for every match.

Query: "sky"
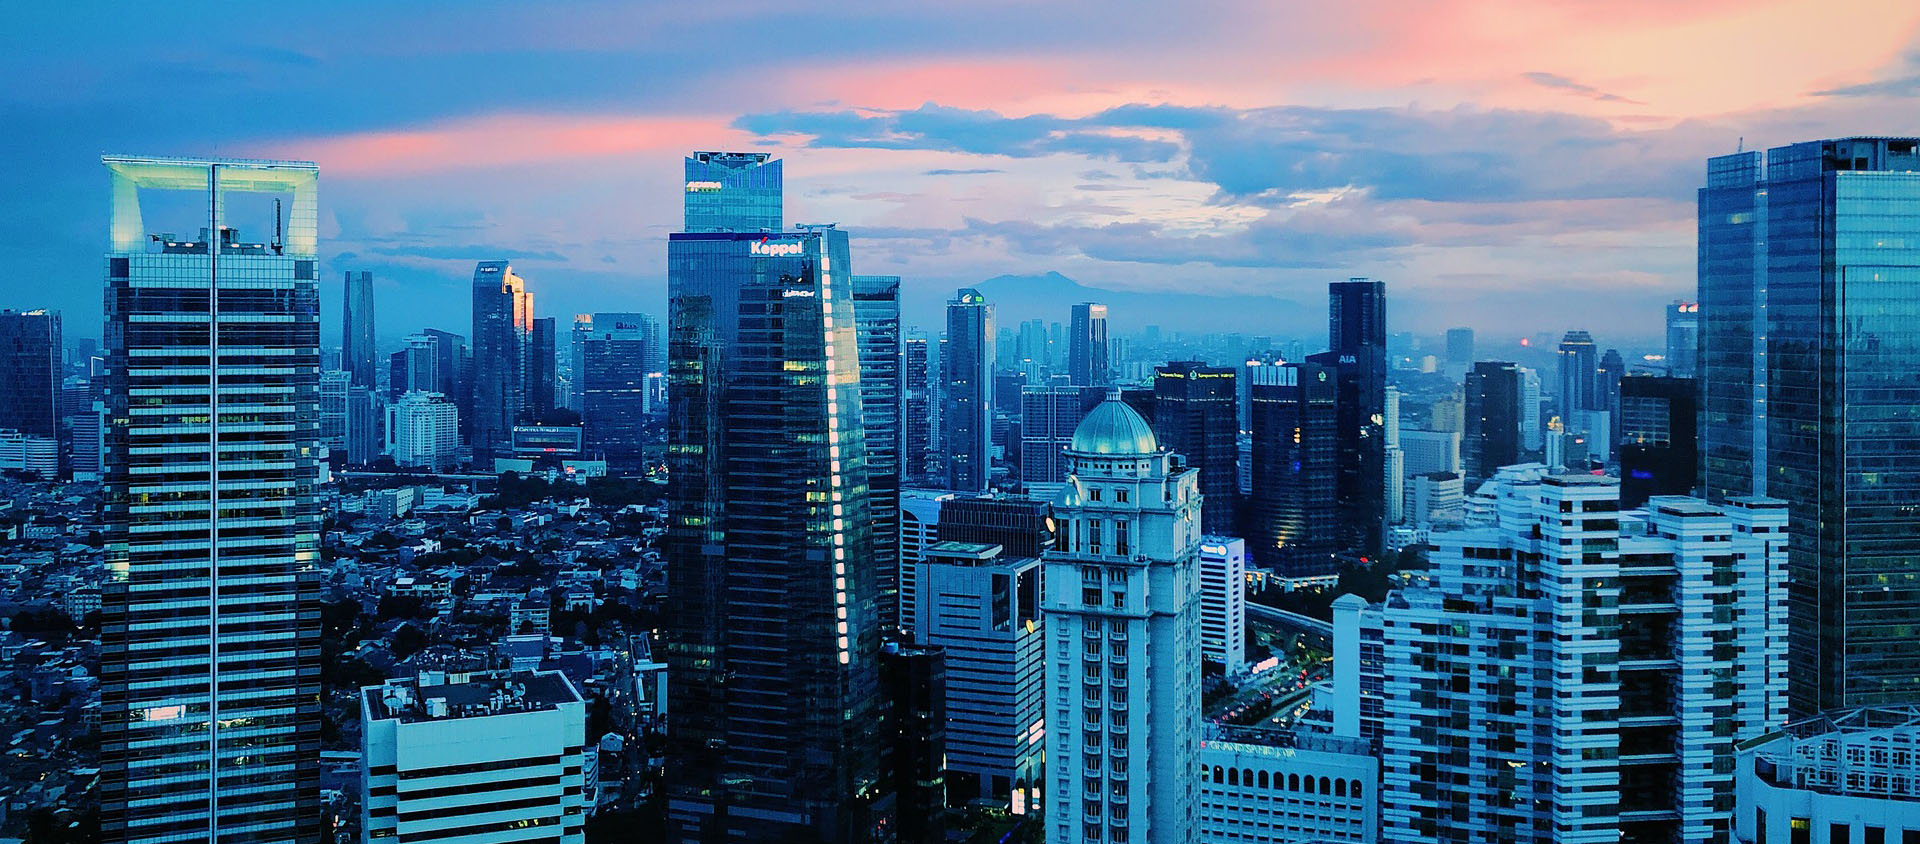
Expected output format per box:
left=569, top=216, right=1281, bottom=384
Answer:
left=4, top=1, right=1919, bottom=348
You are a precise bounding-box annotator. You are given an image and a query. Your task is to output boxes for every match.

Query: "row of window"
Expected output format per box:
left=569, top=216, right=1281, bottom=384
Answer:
left=1203, top=766, right=1364, bottom=799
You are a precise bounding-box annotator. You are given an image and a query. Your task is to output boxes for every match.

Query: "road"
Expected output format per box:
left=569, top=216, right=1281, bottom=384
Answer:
left=1245, top=602, right=1333, bottom=641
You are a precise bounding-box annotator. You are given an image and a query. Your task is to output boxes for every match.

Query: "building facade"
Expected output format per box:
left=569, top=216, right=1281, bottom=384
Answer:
left=0, top=309, right=61, bottom=444
left=1619, top=374, right=1698, bottom=507
left=1020, top=384, right=1104, bottom=496
left=470, top=260, right=533, bottom=459
left=1666, top=301, right=1699, bottom=378
left=576, top=312, right=655, bottom=471
left=684, top=150, right=782, bottom=233
left=388, top=391, right=461, bottom=470
left=1196, top=537, right=1247, bottom=674
left=853, top=275, right=906, bottom=632
left=1556, top=329, right=1598, bottom=416
left=1734, top=708, right=1920, bottom=844
left=1147, top=362, right=1239, bottom=535
left=1197, top=728, right=1378, bottom=844
left=1308, top=278, right=1388, bottom=557
left=1069, top=302, right=1110, bottom=386
left=342, top=270, right=376, bottom=389
left=944, top=288, right=994, bottom=492
left=1247, top=362, right=1338, bottom=581
left=1464, top=361, right=1523, bottom=484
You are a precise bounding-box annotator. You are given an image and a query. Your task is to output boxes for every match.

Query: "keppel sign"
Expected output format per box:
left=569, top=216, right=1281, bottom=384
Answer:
left=750, top=240, right=805, bottom=258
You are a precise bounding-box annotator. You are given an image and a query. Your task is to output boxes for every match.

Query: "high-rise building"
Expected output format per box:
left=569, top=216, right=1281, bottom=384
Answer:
left=1698, top=138, right=1920, bottom=714
left=1556, top=329, right=1598, bottom=416
left=1665, top=300, right=1699, bottom=377
left=1518, top=366, right=1543, bottom=452
left=1308, top=278, right=1388, bottom=556
left=1379, top=474, right=1786, bottom=844
left=1464, top=361, right=1523, bottom=484
left=877, top=642, right=947, bottom=844
left=470, top=260, right=533, bottom=459
left=347, top=386, right=381, bottom=465
left=360, top=670, right=587, bottom=844
left=854, top=275, right=906, bottom=632
left=1043, top=393, right=1202, bottom=844
left=1619, top=375, right=1698, bottom=508
left=100, top=155, right=323, bottom=843
left=0, top=309, right=60, bottom=443
left=1018, top=384, right=1103, bottom=495
left=342, top=270, right=376, bottom=388
left=899, top=489, right=954, bottom=635
left=531, top=315, right=557, bottom=418
left=1383, top=385, right=1404, bottom=528
left=1068, top=302, right=1109, bottom=386
left=1147, top=361, right=1239, bottom=534
left=319, top=369, right=350, bottom=455
left=1444, top=327, right=1474, bottom=367
left=387, top=391, right=461, bottom=470
left=904, top=332, right=934, bottom=485
left=910, top=541, right=1045, bottom=809
left=936, top=494, right=1055, bottom=559
left=1247, top=363, right=1338, bottom=581
left=576, top=313, right=655, bottom=471
left=1398, top=429, right=1460, bottom=478
left=1595, top=348, right=1624, bottom=414
left=388, top=328, right=467, bottom=424
left=1197, top=727, right=1378, bottom=844
left=664, top=224, right=888, bottom=842
left=1196, top=537, right=1247, bottom=674
left=684, top=150, right=782, bottom=233
left=944, top=288, right=994, bottom=492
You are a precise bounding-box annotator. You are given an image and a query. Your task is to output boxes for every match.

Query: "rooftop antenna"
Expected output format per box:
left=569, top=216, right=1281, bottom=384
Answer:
left=272, top=198, right=283, bottom=255
left=1738, top=136, right=1745, bottom=153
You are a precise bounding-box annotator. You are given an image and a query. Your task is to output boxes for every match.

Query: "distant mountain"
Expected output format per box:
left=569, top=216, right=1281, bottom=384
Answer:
left=903, top=271, right=1314, bottom=336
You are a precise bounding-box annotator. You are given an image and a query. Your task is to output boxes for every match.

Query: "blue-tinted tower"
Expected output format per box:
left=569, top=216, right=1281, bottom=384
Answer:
left=685, top=151, right=783, bottom=233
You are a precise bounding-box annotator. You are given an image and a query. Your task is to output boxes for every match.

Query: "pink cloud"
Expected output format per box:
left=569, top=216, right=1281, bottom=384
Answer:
left=264, top=113, right=754, bottom=177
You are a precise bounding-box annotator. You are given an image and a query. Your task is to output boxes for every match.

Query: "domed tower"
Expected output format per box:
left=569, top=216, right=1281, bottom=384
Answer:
left=1043, top=391, right=1203, bottom=844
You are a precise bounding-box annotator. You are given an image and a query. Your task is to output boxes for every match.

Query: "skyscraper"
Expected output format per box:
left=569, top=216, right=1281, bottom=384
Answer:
left=1464, top=361, right=1523, bottom=483
left=904, top=331, right=934, bottom=485
left=664, top=224, right=887, bottom=842
left=853, top=275, right=905, bottom=631
left=1444, top=326, right=1474, bottom=368
left=1619, top=375, right=1698, bottom=507
left=1018, top=383, right=1103, bottom=495
left=944, top=289, right=994, bottom=492
left=1556, top=329, right=1597, bottom=416
left=531, top=315, right=557, bottom=418
left=576, top=313, right=655, bottom=472
left=684, top=150, right=782, bottom=233
left=388, top=329, right=466, bottom=404
left=100, top=155, right=322, bottom=843
left=1665, top=300, right=1699, bottom=377
left=1068, top=302, right=1108, bottom=386
left=1147, top=361, right=1239, bottom=534
left=1308, top=278, right=1388, bottom=556
left=1699, top=137, right=1920, bottom=713
left=0, top=309, right=61, bottom=442
left=1247, top=362, right=1338, bottom=580
left=470, top=260, right=533, bottom=459
left=1043, top=393, right=1201, bottom=844
left=342, top=270, right=376, bottom=388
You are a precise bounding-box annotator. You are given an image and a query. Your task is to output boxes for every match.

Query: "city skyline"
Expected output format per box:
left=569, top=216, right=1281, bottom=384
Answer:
left=7, top=3, right=1920, bottom=342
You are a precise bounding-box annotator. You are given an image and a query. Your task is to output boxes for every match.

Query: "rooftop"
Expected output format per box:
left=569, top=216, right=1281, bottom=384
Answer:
left=1069, top=392, right=1159, bottom=456
left=364, top=670, right=578, bottom=724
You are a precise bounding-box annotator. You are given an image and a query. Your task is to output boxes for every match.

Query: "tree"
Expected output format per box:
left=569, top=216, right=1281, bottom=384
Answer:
left=391, top=624, right=429, bottom=660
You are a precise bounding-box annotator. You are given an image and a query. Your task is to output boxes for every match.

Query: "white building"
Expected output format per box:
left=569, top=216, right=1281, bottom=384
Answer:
left=1382, top=386, right=1403, bottom=528
left=1044, top=392, right=1203, bottom=844
left=1403, top=471, right=1464, bottom=539
left=1196, top=537, right=1247, bottom=674
left=899, top=488, right=953, bottom=635
left=1379, top=472, right=1787, bottom=843
left=0, top=431, right=58, bottom=477
left=320, top=369, right=351, bottom=454
left=1519, top=366, right=1543, bottom=451
left=1330, top=594, right=1385, bottom=747
left=912, top=540, right=1045, bottom=809
left=1398, top=430, right=1460, bottom=478
left=1735, top=708, right=1920, bottom=844
left=388, top=391, right=460, bottom=470
left=1198, top=728, right=1378, bottom=844
left=361, top=670, right=587, bottom=844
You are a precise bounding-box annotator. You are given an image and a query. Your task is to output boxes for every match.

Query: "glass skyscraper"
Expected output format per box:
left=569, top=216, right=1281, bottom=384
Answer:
left=99, top=155, right=323, bottom=843
left=1464, top=360, right=1523, bottom=484
left=1308, top=278, right=1387, bottom=556
left=1701, top=137, right=1920, bottom=714
left=1144, top=361, right=1239, bottom=534
left=470, top=259, right=533, bottom=459
left=664, top=225, right=888, bottom=842
left=1556, top=329, right=1597, bottom=416
left=1068, top=301, right=1108, bottom=386
left=684, top=151, right=782, bottom=233
left=1247, top=362, right=1338, bottom=580
left=576, top=312, right=655, bottom=471
left=0, top=309, right=61, bottom=441
left=342, top=270, right=375, bottom=388
left=944, top=288, right=994, bottom=492
left=852, top=275, right=905, bottom=631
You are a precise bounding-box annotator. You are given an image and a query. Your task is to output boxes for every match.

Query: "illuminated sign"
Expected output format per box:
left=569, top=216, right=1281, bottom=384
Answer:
left=750, top=240, right=805, bottom=258
left=781, top=289, right=816, bottom=298
left=1199, top=544, right=1228, bottom=555
left=685, top=180, right=724, bottom=192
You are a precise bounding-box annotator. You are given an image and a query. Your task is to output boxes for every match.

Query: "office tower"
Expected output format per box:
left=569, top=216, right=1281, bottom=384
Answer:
left=0, top=309, right=60, bottom=443
left=100, top=155, right=322, bottom=843
left=347, top=387, right=381, bottom=465
left=1665, top=301, right=1699, bottom=377
left=1429, top=390, right=1465, bottom=434
left=684, top=150, right=782, bottom=232
left=470, top=260, right=533, bottom=459
left=1619, top=375, right=1698, bottom=508
left=899, top=490, right=954, bottom=635
left=1197, top=728, right=1378, bottom=844
left=1016, top=318, right=1048, bottom=375
left=1596, top=348, right=1624, bottom=413
left=1308, top=278, right=1388, bottom=556
left=1464, top=361, right=1523, bottom=483
left=319, top=370, right=350, bottom=454
left=1403, top=472, right=1465, bottom=536
left=944, top=288, right=994, bottom=491
left=1444, top=327, right=1474, bottom=367
left=1247, top=363, right=1338, bottom=581
left=67, top=398, right=105, bottom=481
left=1700, top=138, right=1920, bottom=714
left=910, top=541, right=1045, bottom=809
left=1196, top=537, right=1247, bottom=674
left=531, top=315, right=557, bottom=418
left=1383, top=386, right=1404, bottom=527
left=665, top=224, right=888, bottom=842
left=389, top=329, right=466, bottom=403
left=1556, top=329, right=1597, bottom=416
left=1518, top=366, right=1543, bottom=452
left=1734, top=710, right=1920, bottom=843
left=904, top=332, right=934, bottom=485
left=361, top=670, right=587, bottom=844
left=1148, top=361, right=1239, bottom=534
left=853, top=275, right=906, bottom=631
left=936, top=494, right=1055, bottom=559
left=1399, top=430, right=1460, bottom=478
left=1042, top=393, right=1202, bottom=844
left=342, top=270, right=376, bottom=388
left=387, top=392, right=461, bottom=470
left=1379, top=474, right=1786, bottom=844
left=0, top=431, right=59, bottom=476
left=1018, top=384, right=1103, bottom=495
left=878, top=642, right=947, bottom=844
left=1069, top=302, right=1109, bottom=386
left=576, top=313, right=655, bottom=472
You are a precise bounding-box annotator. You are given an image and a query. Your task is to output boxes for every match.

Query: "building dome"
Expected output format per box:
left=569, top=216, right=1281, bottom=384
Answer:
left=1069, top=392, right=1160, bottom=456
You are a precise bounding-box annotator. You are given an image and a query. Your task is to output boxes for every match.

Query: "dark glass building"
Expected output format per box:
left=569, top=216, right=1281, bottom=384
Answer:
left=470, top=260, right=533, bottom=459
left=1068, top=302, right=1108, bottom=386
left=684, top=151, right=782, bottom=233
left=1307, top=277, right=1387, bottom=556
left=1445, top=327, right=1474, bottom=368
left=0, top=309, right=61, bottom=441
left=904, top=332, right=934, bottom=486
left=853, top=275, right=905, bottom=632
left=944, top=289, right=994, bottom=492
left=1700, top=137, right=1920, bottom=714
left=577, top=313, right=654, bottom=472
left=1019, top=384, right=1104, bottom=492
left=342, top=270, right=376, bottom=388
left=1556, top=329, right=1597, bottom=416
left=531, top=315, right=557, bottom=418
left=1618, top=375, right=1697, bottom=508
left=1465, top=361, right=1523, bottom=483
left=1247, top=362, right=1338, bottom=580
left=1143, top=361, right=1238, bottom=534
left=1666, top=301, right=1699, bottom=378
left=878, top=642, right=947, bottom=844
left=664, top=226, right=888, bottom=843
left=935, top=494, right=1055, bottom=558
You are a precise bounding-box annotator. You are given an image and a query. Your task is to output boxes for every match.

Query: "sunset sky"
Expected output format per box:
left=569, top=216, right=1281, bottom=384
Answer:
left=5, top=1, right=1919, bottom=344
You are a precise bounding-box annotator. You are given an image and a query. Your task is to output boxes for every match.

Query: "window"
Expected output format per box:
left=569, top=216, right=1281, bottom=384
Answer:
left=1116, top=520, right=1131, bottom=556
left=1864, top=826, right=1883, bottom=844
left=1090, top=488, right=1102, bottom=502
left=1789, top=818, right=1808, bottom=844
left=1830, top=825, right=1848, bottom=844
left=1116, top=488, right=1128, bottom=503
left=1089, top=519, right=1103, bottom=555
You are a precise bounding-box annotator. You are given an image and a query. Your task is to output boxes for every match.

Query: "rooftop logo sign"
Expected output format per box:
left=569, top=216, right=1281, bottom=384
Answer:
left=750, top=240, right=805, bottom=258
left=685, top=180, right=724, bottom=193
